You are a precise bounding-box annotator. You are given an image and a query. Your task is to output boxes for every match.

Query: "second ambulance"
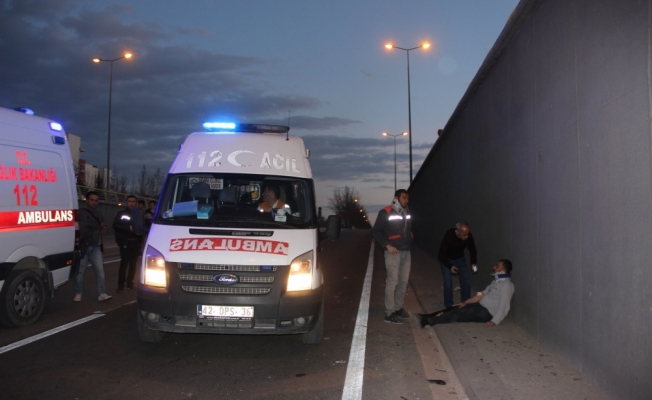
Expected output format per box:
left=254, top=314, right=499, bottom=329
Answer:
left=137, top=122, right=339, bottom=343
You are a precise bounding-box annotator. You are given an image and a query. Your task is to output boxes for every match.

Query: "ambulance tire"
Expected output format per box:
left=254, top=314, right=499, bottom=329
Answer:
left=137, top=309, right=165, bottom=342
left=0, top=270, right=46, bottom=327
left=302, top=302, right=323, bottom=344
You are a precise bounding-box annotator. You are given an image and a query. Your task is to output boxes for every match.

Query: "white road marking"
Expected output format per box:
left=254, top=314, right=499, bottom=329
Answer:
left=342, top=241, right=374, bottom=400
left=0, top=314, right=105, bottom=355
left=103, top=258, right=120, bottom=265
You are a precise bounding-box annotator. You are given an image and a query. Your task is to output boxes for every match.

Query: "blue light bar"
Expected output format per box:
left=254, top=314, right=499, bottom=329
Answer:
left=203, top=122, right=236, bottom=130
left=13, top=107, right=35, bottom=115
left=202, top=122, right=290, bottom=134
left=49, top=122, right=63, bottom=132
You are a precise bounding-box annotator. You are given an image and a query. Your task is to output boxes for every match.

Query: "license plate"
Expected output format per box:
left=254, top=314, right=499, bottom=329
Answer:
left=197, top=305, right=254, bottom=319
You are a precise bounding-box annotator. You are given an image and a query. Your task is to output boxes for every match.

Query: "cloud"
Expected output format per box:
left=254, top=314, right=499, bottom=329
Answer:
left=0, top=0, right=435, bottom=185
left=0, top=0, right=328, bottom=174
left=175, top=26, right=214, bottom=38
left=289, top=116, right=362, bottom=131
left=301, top=135, right=412, bottom=181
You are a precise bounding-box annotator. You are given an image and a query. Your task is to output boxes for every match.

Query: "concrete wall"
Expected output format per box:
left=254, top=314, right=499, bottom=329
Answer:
left=410, top=0, right=652, bottom=398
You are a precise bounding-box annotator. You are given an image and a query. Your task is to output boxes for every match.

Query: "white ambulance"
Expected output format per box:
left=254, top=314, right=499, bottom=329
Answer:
left=0, top=107, right=79, bottom=326
left=137, top=122, right=340, bottom=343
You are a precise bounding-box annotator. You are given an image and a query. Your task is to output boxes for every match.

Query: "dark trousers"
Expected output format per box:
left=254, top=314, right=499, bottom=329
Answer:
left=118, top=240, right=141, bottom=287
left=422, top=303, right=492, bottom=326
left=440, top=257, right=471, bottom=307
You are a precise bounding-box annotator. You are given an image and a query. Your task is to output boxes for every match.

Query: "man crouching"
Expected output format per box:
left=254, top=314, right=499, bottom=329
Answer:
left=414, top=259, right=514, bottom=328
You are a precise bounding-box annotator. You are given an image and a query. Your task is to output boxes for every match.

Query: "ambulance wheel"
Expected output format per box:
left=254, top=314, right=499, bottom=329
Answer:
left=0, top=270, right=46, bottom=327
left=302, top=302, right=323, bottom=344
left=137, top=309, right=165, bottom=342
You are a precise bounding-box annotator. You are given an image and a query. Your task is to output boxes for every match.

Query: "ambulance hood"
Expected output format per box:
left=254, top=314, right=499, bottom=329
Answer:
left=147, top=225, right=314, bottom=266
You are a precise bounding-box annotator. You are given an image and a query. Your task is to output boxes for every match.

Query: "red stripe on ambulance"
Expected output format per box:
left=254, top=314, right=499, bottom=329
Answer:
left=0, top=209, right=75, bottom=232
left=170, top=237, right=289, bottom=255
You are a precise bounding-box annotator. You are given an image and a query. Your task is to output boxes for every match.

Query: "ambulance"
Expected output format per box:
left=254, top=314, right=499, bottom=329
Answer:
left=137, top=122, right=340, bottom=343
left=0, top=107, right=79, bottom=326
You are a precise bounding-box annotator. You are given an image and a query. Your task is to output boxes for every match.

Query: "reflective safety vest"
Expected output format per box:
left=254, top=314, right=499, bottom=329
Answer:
left=372, top=205, right=413, bottom=251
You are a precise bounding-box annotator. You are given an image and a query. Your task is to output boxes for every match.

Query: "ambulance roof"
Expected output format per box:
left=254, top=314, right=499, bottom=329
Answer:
left=0, top=107, right=67, bottom=145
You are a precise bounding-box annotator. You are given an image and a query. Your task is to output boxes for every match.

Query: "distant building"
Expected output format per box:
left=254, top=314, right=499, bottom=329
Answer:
left=66, top=133, right=84, bottom=182
left=79, top=160, right=98, bottom=188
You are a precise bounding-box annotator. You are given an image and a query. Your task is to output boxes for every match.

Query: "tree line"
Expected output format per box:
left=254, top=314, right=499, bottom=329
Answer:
left=328, top=186, right=371, bottom=229
left=94, top=165, right=165, bottom=199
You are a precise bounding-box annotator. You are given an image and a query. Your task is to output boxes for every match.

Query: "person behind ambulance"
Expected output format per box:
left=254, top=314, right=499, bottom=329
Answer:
left=257, top=184, right=288, bottom=213
left=74, top=191, right=112, bottom=302
left=372, top=189, right=413, bottom=324
left=113, top=195, right=148, bottom=293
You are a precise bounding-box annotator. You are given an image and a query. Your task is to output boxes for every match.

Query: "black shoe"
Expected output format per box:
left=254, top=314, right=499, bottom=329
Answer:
left=395, top=308, right=409, bottom=319
left=127, top=284, right=135, bottom=290
left=384, top=312, right=405, bottom=324
left=116, top=286, right=124, bottom=293
left=411, top=312, right=424, bottom=329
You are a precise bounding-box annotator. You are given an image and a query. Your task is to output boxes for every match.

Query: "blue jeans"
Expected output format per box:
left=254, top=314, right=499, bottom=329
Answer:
left=440, top=257, right=471, bottom=307
left=384, top=250, right=411, bottom=315
left=74, top=245, right=107, bottom=295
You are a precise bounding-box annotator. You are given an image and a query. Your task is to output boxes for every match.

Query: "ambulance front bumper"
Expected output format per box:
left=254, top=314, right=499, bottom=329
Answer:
left=136, top=284, right=323, bottom=335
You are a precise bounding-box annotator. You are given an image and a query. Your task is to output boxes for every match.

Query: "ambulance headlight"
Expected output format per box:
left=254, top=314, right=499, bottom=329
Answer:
left=144, top=245, right=167, bottom=288
left=287, top=251, right=313, bottom=292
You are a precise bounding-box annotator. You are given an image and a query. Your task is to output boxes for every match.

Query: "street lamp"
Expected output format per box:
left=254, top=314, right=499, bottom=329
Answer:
left=92, top=52, right=133, bottom=190
left=382, top=131, right=408, bottom=193
left=384, top=42, right=430, bottom=184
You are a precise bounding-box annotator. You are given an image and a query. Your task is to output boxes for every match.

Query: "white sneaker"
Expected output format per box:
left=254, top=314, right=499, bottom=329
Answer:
left=73, top=294, right=82, bottom=302
left=454, top=286, right=461, bottom=291
left=98, top=293, right=113, bottom=301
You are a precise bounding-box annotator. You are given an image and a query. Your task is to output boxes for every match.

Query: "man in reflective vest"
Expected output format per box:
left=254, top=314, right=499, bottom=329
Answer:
left=372, top=189, right=413, bottom=324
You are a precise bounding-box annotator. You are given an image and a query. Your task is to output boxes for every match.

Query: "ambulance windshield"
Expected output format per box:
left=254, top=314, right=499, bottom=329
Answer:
left=156, top=173, right=315, bottom=229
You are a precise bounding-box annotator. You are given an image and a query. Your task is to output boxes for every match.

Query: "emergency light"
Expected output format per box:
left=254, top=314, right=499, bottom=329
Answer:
left=49, top=122, right=63, bottom=132
left=202, top=122, right=290, bottom=134
left=13, top=107, right=35, bottom=115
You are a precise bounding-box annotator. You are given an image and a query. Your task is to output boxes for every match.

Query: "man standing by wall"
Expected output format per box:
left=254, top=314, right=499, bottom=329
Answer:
left=113, top=195, right=148, bottom=293
left=438, top=221, right=477, bottom=308
left=372, top=189, right=413, bottom=324
left=74, top=191, right=112, bottom=302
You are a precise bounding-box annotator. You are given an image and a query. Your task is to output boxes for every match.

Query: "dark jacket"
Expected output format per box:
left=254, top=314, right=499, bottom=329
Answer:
left=79, top=207, right=104, bottom=255
left=372, top=205, right=413, bottom=251
left=438, top=228, right=477, bottom=269
left=113, top=208, right=134, bottom=246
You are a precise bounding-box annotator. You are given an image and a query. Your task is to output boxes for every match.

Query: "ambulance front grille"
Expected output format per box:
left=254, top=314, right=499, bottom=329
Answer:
left=190, top=264, right=277, bottom=272
left=182, top=286, right=271, bottom=295
left=179, top=274, right=274, bottom=283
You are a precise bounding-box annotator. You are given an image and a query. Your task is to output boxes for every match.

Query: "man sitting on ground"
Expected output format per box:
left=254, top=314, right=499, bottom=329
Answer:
left=414, top=259, right=514, bottom=328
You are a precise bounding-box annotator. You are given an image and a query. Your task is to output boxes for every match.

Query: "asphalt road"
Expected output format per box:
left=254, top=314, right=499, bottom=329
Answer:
left=0, top=230, right=434, bottom=400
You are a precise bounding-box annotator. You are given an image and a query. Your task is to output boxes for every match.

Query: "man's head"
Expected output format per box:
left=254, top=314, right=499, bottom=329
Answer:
left=86, top=191, right=99, bottom=210
left=493, top=259, right=513, bottom=274
left=394, top=189, right=409, bottom=208
left=263, top=184, right=280, bottom=204
left=148, top=200, right=157, bottom=211
left=455, top=221, right=470, bottom=240
left=126, top=195, right=137, bottom=210
left=138, top=199, right=146, bottom=209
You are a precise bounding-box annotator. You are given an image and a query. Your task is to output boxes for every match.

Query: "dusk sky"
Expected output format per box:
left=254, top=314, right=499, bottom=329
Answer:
left=0, top=0, right=519, bottom=219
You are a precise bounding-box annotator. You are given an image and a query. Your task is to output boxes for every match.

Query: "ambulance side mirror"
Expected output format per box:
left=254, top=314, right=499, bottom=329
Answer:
left=325, top=215, right=341, bottom=241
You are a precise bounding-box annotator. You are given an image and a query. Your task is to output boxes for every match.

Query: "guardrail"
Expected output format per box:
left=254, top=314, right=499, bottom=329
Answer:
left=76, top=185, right=158, bottom=206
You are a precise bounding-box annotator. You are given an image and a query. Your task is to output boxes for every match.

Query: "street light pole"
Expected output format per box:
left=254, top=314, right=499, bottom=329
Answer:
left=93, top=53, right=133, bottom=191
left=383, top=131, right=408, bottom=193
left=384, top=43, right=430, bottom=185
